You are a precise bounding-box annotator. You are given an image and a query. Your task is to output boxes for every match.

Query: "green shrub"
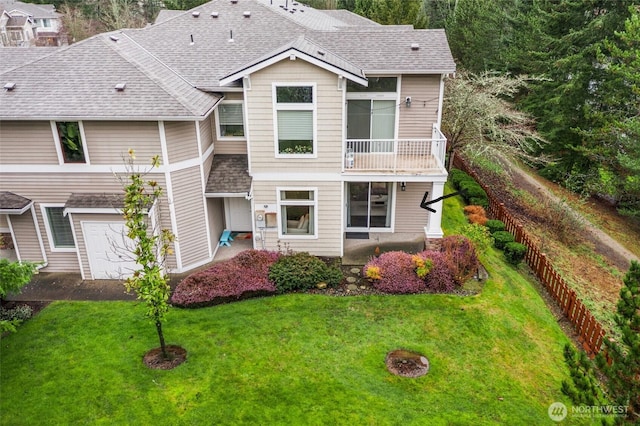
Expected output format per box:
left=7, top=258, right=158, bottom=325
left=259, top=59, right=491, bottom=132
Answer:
left=449, top=169, right=473, bottom=189
left=469, top=196, right=489, bottom=208
left=269, top=252, right=342, bottom=293
left=0, top=304, right=33, bottom=322
left=459, top=181, right=487, bottom=200
left=504, top=242, right=527, bottom=265
left=485, top=220, right=506, bottom=234
left=493, top=231, right=515, bottom=250
left=460, top=223, right=494, bottom=252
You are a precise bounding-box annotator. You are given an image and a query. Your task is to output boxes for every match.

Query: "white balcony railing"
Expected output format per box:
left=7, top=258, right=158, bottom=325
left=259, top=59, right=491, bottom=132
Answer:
left=343, top=125, right=447, bottom=174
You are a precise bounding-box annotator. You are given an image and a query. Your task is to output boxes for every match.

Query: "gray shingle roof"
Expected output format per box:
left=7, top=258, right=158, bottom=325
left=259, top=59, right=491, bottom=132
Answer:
left=0, top=0, right=61, bottom=18
left=0, top=32, right=221, bottom=119
left=0, top=191, right=32, bottom=211
left=206, top=154, right=251, bottom=194
left=64, top=193, right=125, bottom=209
left=0, top=0, right=455, bottom=119
left=0, top=47, right=58, bottom=73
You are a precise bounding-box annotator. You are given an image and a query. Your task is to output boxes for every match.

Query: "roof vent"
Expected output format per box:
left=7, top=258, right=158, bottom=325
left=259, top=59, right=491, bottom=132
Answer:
left=109, top=35, right=119, bottom=42
left=192, top=11, right=200, bottom=17
left=230, top=0, right=238, bottom=3
left=4, top=82, right=16, bottom=91
left=317, top=50, right=325, bottom=56
left=243, top=11, right=251, bottom=17
left=114, top=83, right=126, bottom=92
left=211, top=11, right=219, bottom=18
left=411, top=43, right=420, bottom=51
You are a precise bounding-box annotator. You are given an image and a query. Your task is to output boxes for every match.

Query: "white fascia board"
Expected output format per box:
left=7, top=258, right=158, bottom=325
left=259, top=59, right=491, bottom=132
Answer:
left=341, top=174, right=448, bottom=183
left=0, top=116, right=211, bottom=122
left=364, top=69, right=456, bottom=75
left=204, top=192, right=250, bottom=198
left=63, top=207, right=123, bottom=216
left=0, top=202, right=33, bottom=215
left=220, top=49, right=368, bottom=87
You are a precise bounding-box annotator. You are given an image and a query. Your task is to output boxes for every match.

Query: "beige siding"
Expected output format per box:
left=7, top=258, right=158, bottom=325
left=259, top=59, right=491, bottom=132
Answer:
left=0, top=214, right=8, bottom=229
left=394, top=182, right=431, bottom=233
left=0, top=121, right=58, bottom=164
left=170, top=166, right=209, bottom=268
left=165, top=121, right=199, bottom=163
left=71, top=213, right=127, bottom=279
left=9, top=209, right=45, bottom=263
left=252, top=179, right=342, bottom=256
left=223, top=92, right=244, bottom=101
left=214, top=140, right=247, bottom=155
left=199, top=115, right=214, bottom=154
left=203, top=151, right=214, bottom=183
left=84, top=121, right=161, bottom=165
left=0, top=172, right=169, bottom=273
left=246, top=60, right=343, bottom=174
left=207, top=198, right=225, bottom=249
left=398, top=75, right=441, bottom=139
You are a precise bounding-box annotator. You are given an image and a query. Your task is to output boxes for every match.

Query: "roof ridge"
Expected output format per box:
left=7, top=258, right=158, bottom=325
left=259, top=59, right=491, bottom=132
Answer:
left=106, top=32, right=217, bottom=117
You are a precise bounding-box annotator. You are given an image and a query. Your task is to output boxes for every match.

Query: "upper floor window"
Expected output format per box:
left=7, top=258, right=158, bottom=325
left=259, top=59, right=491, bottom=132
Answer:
left=56, top=121, right=86, bottom=163
left=273, top=84, right=315, bottom=156
left=216, top=102, right=245, bottom=139
left=42, top=206, right=75, bottom=250
left=41, top=19, right=51, bottom=28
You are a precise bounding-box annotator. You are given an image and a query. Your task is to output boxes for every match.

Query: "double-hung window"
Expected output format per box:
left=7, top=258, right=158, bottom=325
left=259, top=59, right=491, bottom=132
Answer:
left=55, top=121, right=87, bottom=163
left=42, top=206, right=75, bottom=250
left=273, top=84, right=315, bottom=156
left=216, top=102, right=245, bottom=138
left=277, top=189, right=317, bottom=238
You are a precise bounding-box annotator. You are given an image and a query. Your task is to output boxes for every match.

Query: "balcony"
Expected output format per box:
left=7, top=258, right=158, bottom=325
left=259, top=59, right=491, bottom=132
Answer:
left=343, top=125, right=447, bottom=175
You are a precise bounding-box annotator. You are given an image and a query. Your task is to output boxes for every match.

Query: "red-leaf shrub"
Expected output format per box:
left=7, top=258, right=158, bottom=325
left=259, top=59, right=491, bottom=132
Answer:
left=364, top=251, right=426, bottom=294
left=171, top=250, right=280, bottom=308
left=420, top=251, right=456, bottom=292
left=440, top=235, right=479, bottom=285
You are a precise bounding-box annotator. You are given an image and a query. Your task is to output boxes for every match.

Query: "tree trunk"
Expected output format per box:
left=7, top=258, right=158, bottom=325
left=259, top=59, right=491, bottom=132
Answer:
left=155, top=318, right=168, bottom=359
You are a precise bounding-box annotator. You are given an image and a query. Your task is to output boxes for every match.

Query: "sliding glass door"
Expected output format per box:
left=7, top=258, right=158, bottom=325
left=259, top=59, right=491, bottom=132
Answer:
left=346, top=182, right=392, bottom=230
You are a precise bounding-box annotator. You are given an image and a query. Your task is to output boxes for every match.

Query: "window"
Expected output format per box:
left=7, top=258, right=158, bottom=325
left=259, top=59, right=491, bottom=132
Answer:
left=274, top=85, right=315, bottom=155
left=347, top=77, right=397, bottom=93
left=216, top=102, right=245, bottom=138
left=56, top=122, right=86, bottom=163
left=43, top=207, right=75, bottom=249
left=41, top=19, right=51, bottom=28
left=278, top=189, right=316, bottom=237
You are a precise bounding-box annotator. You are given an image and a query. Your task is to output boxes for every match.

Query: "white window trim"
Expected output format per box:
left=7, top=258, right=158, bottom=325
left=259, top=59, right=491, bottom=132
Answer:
left=51, top=120, right=90, bottom=165
left=272, top=83, right=317, bottom=159
left=214, top=100, right=246, bottom=141
left=276, top=187, right=318, bottom=240
left=40, top=203, right=76, bottom=252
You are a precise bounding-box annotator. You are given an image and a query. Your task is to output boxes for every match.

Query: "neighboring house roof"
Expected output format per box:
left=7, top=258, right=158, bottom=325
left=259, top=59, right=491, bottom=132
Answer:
left=206, top=155, right=252, bottom=195
left=5, top=15, right=29, bottom=27
left=0, top=0, right=61, bottom=19
left=0, top=32, right=222, bottom=120
left=0, top=191, right=32, bottom=214
left=0, top=0, right=455, bottom=120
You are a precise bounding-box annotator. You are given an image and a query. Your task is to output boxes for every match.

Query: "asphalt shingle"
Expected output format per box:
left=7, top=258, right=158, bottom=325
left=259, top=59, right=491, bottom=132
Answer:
left=205, top=154, right=251, bottom=194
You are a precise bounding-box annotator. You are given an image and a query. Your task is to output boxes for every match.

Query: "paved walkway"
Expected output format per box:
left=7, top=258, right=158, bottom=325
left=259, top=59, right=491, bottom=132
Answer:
left=5, top=271, right=188, bottom=302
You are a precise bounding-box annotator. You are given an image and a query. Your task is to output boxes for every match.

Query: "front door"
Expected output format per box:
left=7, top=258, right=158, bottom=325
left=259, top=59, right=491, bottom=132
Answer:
left=225, top=197, right=252, bottom=232
left=346, top=182, right=392, bottom=230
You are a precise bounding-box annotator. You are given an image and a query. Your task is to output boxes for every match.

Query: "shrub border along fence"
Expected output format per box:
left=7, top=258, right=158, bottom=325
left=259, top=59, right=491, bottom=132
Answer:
left=453, top=157, right=605, bottom=356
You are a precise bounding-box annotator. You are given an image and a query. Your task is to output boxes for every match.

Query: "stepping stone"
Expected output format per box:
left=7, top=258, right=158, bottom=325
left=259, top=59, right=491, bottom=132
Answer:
left=350, top=268, right=361, bottom=274
left=347, top=284, right=358, bottom=291
left=346, top=277, right=357, bottom=284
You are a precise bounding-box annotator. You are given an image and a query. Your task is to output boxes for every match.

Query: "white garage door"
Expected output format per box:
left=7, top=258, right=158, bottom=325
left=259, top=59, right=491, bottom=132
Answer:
left=82, top=222, right=139, bottom=280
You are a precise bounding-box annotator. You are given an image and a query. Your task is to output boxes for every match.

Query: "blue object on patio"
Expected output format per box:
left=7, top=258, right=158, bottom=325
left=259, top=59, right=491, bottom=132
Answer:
left=219, top=229, right=234, bottom=246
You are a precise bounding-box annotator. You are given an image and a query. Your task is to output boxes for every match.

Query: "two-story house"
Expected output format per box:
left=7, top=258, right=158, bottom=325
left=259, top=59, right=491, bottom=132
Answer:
left=0, top=0, right=455, bottom=279
left=0, top=0, right=64, bottom=47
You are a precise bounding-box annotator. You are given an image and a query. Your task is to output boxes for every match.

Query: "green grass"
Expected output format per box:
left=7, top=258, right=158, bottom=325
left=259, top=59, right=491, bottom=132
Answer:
left=0, top=187, right=585, bottom=425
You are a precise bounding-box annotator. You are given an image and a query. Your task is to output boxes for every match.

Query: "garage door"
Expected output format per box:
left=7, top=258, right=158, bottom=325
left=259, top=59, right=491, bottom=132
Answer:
left=82, top=222, right=139, bottom=280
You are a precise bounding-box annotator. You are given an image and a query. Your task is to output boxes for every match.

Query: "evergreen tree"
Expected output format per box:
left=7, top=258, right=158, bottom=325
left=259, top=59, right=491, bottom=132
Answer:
left=596, top=260, right=640, bottom=420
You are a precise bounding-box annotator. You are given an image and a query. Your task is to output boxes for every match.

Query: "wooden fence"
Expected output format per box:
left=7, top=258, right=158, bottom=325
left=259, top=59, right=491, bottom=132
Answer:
left=453, top=157, right=606, bottom=356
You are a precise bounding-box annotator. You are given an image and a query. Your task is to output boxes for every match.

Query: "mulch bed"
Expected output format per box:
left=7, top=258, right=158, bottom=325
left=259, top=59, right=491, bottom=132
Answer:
left=143, top=345, right=187, bottom=370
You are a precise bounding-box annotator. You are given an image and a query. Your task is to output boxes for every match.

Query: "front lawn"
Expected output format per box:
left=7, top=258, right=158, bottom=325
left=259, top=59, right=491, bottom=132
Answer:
left=0, top=190, right=583, bottom=425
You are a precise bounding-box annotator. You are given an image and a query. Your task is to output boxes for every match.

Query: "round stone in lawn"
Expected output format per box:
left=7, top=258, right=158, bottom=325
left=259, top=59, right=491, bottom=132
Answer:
left=385, top=349, right=430, bottom=378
